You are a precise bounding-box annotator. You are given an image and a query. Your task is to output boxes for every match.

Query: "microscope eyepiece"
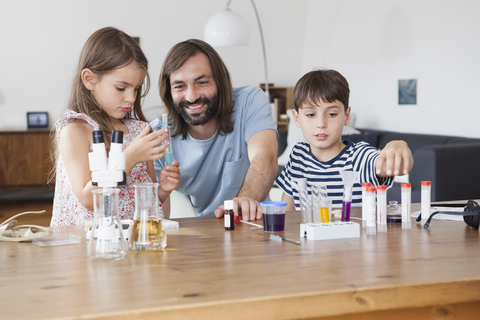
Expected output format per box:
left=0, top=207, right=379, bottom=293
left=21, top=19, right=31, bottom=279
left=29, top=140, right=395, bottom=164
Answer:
left=111, top=130, right=124, bottom=144
left=92, top=131, right=104, bottom=144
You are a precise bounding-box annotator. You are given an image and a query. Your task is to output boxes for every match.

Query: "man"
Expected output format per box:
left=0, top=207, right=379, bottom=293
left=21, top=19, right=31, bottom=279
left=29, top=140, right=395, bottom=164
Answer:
left=151, top=39, right=278, bottom=221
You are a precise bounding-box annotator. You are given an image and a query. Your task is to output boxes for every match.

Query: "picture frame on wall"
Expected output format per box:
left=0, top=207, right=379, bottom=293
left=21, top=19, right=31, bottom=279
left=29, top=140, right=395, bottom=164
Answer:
left=398, top=79, right=417, bottom=105
left=27, top=112, right=49, bottom=128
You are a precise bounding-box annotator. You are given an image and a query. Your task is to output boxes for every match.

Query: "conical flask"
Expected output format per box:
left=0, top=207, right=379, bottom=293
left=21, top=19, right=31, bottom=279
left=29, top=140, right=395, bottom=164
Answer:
left=87, top=188, right=128, bottom=260
left=129, top=183, right=167, bottom=251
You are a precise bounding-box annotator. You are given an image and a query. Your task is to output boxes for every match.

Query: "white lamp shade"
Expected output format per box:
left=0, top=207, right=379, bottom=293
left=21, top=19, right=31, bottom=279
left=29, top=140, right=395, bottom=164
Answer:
left=204, top=9, right=250, bottom=47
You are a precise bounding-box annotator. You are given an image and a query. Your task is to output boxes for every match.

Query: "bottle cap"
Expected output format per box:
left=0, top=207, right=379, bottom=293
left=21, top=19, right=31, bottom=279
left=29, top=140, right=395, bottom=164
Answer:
left=401, top=183, right=411, bottom=188
left=362, top=182, right=372, bottom=187
left=366, top=186, right=376, bottom=192
left=224, top=200, right=234, bottom=210
left=377, top=185, right=387, bottom=190
left=421, top=181, right=431, bottom=186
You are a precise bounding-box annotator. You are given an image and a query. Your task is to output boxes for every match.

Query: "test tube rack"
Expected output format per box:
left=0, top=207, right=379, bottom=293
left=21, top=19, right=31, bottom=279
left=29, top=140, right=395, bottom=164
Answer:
left=300, top=221, right=360, bottom=241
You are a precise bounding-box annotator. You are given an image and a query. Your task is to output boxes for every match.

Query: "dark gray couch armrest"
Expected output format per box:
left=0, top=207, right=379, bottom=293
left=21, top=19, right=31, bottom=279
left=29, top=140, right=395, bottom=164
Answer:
left=409, top=143, right=480, bottom=202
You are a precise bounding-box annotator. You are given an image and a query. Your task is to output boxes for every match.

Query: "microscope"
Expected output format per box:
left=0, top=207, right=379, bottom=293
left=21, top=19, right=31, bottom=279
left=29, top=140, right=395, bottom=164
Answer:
left=86, top=130, right=131, bottom=259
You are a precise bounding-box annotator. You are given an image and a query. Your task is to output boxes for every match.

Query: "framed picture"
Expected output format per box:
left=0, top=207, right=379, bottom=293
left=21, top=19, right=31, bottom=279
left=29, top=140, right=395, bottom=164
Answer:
left=398, top=79, right=417, bottom=105
left=27, top=112, right=49, bottom=128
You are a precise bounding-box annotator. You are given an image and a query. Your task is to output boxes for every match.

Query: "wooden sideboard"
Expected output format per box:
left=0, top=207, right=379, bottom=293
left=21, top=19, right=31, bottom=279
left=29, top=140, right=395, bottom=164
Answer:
left=0, top=128, right=52, bottom=187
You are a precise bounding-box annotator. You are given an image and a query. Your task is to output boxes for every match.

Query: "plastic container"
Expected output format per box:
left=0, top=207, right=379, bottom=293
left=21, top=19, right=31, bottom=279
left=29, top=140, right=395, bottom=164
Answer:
left=260, top=201, right=287, bottom=232
left=361, top=182, right=372, bottom=228
left=401, top=183, right=412, bottom=229
left=365, top=187, right=377, bottom=235
left=421, top=181, right=431, bottom=221
left=376, top=185, right=387, bottom=232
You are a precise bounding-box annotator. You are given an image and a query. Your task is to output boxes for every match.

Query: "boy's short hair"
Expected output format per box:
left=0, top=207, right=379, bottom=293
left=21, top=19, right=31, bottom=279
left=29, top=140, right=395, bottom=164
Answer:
left=294, top=69, right=350, bottom=112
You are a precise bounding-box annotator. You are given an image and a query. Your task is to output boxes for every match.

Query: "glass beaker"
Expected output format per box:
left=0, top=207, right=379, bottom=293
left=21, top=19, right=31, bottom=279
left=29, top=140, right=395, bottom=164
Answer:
left=87, top=188, right=128, bottom=260
left=129, top=183, right=167, bottom=251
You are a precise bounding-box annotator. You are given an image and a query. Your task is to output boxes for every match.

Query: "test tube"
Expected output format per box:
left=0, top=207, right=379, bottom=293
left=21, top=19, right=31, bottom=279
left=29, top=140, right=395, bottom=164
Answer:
left=319, top=184, right=330, bottom=223
left=401, top=183, right=412, bottom=229
left=162, top=113, right=174, bottom=166
left=421, top=181, right=431, bottom=221
left=361, top=182, right=372, bottom=228
left=341, top=185, right=353, bottom=222
left=365, top=187, right=376, bottom=235
left=296, top=178, right=312, bottom=224
left=377, top=185, right=387, bottom=232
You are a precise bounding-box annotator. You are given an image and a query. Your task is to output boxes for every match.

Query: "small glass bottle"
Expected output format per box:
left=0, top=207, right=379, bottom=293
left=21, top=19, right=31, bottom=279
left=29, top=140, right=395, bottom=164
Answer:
left=387, top=201, right=402, bottom=224
left=376, top=185, right=387, bottom=232
left=365, top=187, right=377, bottom=235
left=361, top=182, right=372, bottom=228
left=421, top=181, right=431, bottom=221
left=224, top=200, right=235, bottom=230
left=401, top=183, right=412, bottom=229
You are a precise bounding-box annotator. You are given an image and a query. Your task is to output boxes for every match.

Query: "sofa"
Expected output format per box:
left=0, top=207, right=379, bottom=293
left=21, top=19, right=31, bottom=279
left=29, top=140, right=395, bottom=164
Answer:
left=277, top=124, right=480, bottom=204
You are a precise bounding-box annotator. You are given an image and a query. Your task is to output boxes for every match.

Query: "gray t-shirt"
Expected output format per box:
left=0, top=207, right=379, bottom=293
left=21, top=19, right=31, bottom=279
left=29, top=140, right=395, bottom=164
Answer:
left=151, top=86, right=277, bottom=216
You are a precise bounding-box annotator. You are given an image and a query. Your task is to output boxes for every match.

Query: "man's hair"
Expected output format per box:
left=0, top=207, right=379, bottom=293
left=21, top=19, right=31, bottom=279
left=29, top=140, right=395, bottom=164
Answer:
left=159, top=39, right=234, bottom=139
left=294, top=69, right=350, bottom=112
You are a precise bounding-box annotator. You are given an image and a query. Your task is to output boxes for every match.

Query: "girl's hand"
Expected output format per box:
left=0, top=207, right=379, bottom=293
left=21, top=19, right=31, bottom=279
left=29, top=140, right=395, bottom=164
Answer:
left=159, top=160, right=181, bottom=195
left=125, top=125, right=170, bottom=169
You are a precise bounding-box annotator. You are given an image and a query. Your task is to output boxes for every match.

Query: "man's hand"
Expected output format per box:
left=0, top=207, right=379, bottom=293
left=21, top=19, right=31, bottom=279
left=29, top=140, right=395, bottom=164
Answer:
left=214, top=196, right=262, bottom=221
left=375, top=140, right=413, bottom=177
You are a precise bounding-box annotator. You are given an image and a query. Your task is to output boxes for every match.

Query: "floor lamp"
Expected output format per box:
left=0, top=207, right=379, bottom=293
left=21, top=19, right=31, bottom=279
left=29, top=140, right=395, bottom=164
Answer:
left=204, top=0, right=270, bottom=101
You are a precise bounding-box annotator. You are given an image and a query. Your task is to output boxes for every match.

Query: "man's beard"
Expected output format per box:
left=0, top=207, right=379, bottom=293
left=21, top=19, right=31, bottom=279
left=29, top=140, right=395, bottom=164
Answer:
left=173, top=94, right=219, bottom=126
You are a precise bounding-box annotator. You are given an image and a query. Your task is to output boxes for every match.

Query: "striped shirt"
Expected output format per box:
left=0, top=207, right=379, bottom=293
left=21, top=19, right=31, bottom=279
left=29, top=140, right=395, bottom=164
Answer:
left=276, top=140, right=393, bottom=210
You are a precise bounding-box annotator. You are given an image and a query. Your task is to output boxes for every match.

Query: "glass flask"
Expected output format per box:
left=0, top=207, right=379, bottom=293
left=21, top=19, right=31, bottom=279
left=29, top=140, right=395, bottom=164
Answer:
left=87, top=188, right=128, bottom=260
left=129, top=183, right=167, bottom=251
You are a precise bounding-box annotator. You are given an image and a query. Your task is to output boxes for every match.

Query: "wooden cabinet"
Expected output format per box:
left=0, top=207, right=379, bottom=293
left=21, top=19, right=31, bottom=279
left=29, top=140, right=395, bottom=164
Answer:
left=0, top=129, right=52, bottom=187
left=260, top=86, right=294, bottom=129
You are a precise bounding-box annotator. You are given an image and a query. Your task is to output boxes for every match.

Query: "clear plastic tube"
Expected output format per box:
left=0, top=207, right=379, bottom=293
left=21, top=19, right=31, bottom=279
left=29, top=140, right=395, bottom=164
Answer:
left=377, top=185, right=387, bottom=232
left=162, top=113, right=174, bottom=166
left=365, top=187, right=376, bottom=235
left=361, top=182, right=372, bottom=228
left=421, top=181, right=431, bottom=221
left=401, top=183, right=412, bottom=229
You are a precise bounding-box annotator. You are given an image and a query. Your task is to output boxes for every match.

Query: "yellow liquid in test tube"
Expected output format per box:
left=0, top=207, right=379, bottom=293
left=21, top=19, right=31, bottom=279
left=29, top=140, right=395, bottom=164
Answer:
left=319, top=207, right=330, bottom=223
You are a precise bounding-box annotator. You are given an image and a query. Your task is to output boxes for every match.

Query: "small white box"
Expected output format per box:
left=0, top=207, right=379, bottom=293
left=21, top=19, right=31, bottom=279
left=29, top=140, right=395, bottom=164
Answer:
left=301, top=221, right=360, bottom=240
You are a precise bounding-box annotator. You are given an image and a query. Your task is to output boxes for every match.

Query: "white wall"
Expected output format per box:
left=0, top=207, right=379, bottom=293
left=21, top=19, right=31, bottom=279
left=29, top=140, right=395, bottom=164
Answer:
left=0, top=0, right=307, bottom=128
left=303, top=0, right=480, bottom=138
left=2, top=0, right=479, bottom=138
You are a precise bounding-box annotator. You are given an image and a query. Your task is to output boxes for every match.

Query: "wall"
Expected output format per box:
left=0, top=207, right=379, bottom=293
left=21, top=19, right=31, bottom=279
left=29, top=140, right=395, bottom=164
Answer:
left=2, top=0, right=479, bottom=138
left=0, top=0, right=307, bottom=128
left=303, top=0, right=480, bottom=138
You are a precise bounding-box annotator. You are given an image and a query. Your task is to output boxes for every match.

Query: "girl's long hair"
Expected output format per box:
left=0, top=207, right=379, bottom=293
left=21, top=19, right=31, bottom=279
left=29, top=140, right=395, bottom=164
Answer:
left=47, top=27, right=150, bottom=185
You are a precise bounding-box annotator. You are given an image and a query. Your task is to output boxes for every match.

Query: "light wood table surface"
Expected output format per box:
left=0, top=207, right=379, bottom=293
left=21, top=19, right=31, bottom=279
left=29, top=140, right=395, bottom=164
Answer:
left=1, top=205, right=479, bottom=320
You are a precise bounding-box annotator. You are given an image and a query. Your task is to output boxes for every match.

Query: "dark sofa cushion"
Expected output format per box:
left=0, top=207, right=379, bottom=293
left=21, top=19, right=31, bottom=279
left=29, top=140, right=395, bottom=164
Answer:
left=342, top=132, right=381, bottom=147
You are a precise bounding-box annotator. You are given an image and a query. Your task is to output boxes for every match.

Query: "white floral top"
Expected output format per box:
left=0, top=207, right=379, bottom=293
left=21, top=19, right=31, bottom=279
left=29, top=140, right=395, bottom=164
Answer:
left=51, top=110, right=162, bottom=227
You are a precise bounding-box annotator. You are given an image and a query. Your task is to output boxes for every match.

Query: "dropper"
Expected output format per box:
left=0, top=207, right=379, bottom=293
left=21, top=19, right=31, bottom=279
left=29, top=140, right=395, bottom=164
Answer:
left=234, top=216, right=301, bottom=245
left=162, top=113, right=174, bottom=166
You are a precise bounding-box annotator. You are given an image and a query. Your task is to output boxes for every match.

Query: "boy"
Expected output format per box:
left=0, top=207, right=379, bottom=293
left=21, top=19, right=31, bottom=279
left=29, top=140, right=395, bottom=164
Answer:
left=276, top=69, right=413, bottom=211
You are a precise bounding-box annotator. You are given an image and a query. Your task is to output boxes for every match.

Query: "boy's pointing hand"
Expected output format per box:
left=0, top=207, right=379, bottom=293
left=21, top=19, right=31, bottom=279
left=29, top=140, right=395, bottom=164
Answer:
left=375, top=140, right=413, bottom=177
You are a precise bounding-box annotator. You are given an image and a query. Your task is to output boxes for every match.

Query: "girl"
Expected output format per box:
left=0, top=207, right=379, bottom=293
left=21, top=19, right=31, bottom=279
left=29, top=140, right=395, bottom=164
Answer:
left=51, top=27, right=180, bottom=227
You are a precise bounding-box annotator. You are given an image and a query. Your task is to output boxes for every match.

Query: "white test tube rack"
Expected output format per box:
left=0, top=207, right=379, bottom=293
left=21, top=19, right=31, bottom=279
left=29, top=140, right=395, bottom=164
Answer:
left=300, top=221, right=360, bottom=241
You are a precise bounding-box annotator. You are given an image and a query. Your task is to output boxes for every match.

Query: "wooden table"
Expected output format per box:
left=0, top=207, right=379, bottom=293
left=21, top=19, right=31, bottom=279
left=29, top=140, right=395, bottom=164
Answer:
left=1, top=206, right=479, bottom=320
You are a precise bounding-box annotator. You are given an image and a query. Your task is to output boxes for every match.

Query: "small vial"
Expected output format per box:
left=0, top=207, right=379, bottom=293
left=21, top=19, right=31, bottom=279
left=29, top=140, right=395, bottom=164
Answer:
left=377, top=185, right=387, bottom=232
left=387, top=201, right=402, bottom=224
left=361, top=182, right=372, bottom=228
left=365, top=187, right=377, bottom=235
left=401, top=183, right=412, bottom=229
left=224, top=200, right=234, bottom=230
left=421, top=181, right=431, bottom=221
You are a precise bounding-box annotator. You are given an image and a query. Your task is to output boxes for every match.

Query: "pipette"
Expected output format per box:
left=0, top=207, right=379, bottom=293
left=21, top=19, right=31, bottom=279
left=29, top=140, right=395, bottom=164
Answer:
left=234, top=216, right=301, bottom=245
left=162, top=113, right=174, bottom=166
